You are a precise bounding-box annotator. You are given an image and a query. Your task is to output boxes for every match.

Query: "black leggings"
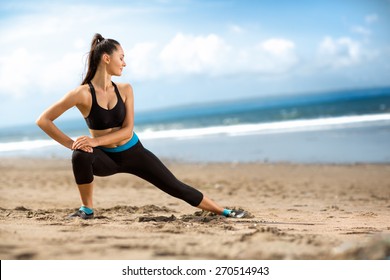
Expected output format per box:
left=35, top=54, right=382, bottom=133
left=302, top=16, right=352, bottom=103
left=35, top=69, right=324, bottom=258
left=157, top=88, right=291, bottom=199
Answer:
left=71, top=140, right=204, bottom=207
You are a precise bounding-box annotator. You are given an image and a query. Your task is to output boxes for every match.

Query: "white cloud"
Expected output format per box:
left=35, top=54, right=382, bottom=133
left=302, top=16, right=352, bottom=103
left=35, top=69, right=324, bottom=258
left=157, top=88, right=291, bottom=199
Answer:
left=124, top=33, right=232, bottom=80
left=0, top=4, right=129, bottom=99
left=260, top=38, right=295, bottom=56
left=124, top=34, right=298, bottom=80
left=73, top=38, right=87, bottom=50
left=126, top=42, right=160, bottom=80
left=317, top=36, right=361, bottom=68
left=40, top=51, right=85, bottom=91
left=159, top=33, right=231, bottom=75
left=0, top=3, right=300, bottom=99
left=245, top=38, right=298, bottom=74
left=0, top=48, right=41, bottom=98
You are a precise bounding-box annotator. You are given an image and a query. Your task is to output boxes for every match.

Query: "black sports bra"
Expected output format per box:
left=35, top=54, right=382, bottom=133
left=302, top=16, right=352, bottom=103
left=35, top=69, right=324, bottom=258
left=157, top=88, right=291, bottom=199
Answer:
left=85, top=82, right=126, bottom=130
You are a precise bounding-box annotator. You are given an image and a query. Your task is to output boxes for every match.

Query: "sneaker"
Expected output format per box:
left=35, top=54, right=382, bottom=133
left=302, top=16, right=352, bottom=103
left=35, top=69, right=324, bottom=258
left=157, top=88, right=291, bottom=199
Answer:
left=227, top=209, right=246, bottom=218
left=68, top=210, right=94, bottom=220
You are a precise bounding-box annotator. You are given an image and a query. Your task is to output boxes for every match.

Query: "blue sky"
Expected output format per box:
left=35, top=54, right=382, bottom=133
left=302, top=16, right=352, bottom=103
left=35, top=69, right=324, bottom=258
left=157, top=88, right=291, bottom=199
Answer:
left=1, top=0, right=389, bottom=127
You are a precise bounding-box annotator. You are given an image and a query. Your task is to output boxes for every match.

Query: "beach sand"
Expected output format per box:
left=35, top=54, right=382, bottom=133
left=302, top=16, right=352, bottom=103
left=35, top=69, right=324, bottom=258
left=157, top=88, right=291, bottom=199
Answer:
left=0, top=158, right=389, bottom=260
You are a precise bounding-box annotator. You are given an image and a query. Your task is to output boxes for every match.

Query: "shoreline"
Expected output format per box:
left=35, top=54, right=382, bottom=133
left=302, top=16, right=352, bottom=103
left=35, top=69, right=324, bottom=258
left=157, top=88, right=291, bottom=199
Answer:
left=2, top=120, right=390, bottom=164
left=1, top=158, right=390, bottom=259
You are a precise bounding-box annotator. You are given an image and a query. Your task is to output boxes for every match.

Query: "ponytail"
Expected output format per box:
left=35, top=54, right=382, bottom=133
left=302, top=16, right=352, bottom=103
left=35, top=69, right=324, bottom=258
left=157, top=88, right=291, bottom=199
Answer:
left=81, top=33, right=120, bottom=85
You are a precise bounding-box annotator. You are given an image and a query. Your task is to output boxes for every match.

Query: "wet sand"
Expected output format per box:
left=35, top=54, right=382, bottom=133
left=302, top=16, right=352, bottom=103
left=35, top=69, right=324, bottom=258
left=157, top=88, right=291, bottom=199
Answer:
left=0, top=158, right=389, bottom=260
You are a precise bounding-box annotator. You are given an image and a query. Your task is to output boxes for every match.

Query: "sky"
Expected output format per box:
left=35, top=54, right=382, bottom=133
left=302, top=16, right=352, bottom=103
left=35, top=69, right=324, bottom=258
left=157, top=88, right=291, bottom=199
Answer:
left=0, top=0, right=390, bottom=127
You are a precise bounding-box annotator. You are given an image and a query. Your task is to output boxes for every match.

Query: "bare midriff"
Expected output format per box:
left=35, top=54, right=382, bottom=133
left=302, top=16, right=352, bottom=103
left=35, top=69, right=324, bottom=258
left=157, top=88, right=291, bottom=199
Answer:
left=90, top=127, right=132, bottom=148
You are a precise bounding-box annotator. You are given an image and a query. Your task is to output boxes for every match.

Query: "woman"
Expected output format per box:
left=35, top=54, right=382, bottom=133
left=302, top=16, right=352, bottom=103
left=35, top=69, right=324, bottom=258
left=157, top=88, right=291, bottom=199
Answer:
left=36, top=33, right=245, bottom=220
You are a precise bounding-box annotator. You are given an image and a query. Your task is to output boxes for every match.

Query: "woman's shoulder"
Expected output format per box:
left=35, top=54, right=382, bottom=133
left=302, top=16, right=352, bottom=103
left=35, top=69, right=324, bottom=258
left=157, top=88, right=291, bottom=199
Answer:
left=62, top=84, right=91, bottom=105
left=73, top=84, right=90, bottom=94
left=115, top=82, right=133, bottom=99
left=66, top=84, right=90, bottom=98
left=115, top=82, right=133, bottom=92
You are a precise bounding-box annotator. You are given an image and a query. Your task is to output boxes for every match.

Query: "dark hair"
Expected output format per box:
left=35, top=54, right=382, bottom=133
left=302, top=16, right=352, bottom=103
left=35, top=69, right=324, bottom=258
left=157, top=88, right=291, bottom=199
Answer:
left=81, top=33, right=120, bottom=85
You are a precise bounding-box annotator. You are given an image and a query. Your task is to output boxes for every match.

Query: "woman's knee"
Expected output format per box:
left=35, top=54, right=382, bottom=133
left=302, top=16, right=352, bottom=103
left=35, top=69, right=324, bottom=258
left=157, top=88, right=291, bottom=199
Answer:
left=72, top=149, right=93, bottom=166
left=72, top=150, right=94, bottom=185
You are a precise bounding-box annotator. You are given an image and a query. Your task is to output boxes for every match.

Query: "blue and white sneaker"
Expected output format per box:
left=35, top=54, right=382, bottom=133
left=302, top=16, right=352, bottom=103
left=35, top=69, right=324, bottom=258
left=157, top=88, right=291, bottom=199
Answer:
left=68, top=210, right=94, bottom=220
left=225, top=209, right=246, bottom=218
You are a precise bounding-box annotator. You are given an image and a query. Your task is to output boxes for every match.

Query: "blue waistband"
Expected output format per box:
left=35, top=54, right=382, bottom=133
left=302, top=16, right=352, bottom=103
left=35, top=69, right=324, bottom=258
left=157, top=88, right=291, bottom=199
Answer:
left=98, top=132, right=139, bottom=153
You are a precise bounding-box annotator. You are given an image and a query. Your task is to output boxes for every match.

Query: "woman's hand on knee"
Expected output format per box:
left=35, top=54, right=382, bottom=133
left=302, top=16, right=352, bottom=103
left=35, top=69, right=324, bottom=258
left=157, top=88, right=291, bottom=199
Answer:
left=72, top=136, right=96, bottom=152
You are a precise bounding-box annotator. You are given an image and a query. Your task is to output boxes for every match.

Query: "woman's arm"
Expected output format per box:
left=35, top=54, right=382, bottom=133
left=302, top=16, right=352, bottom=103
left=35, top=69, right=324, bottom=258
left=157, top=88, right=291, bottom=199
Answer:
left=36, top=88, right=92, bottom=153
left=72, top=83, right=134, bottom=150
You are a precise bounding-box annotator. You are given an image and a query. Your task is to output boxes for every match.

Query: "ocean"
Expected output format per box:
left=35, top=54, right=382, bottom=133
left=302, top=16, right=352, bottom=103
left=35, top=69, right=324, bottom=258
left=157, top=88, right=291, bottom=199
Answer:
left=1, top=87, right=390, bottom=163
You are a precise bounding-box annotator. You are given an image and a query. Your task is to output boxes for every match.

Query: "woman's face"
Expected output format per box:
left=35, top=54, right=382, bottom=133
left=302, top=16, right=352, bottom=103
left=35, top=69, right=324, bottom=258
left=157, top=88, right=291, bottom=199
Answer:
left=106, top=45, right=126, bottom=76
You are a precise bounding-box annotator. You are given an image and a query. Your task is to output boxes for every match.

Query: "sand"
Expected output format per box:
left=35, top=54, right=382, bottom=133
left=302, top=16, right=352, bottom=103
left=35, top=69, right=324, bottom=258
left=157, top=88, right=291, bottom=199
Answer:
left=0, top=158, right=389, bottom=260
